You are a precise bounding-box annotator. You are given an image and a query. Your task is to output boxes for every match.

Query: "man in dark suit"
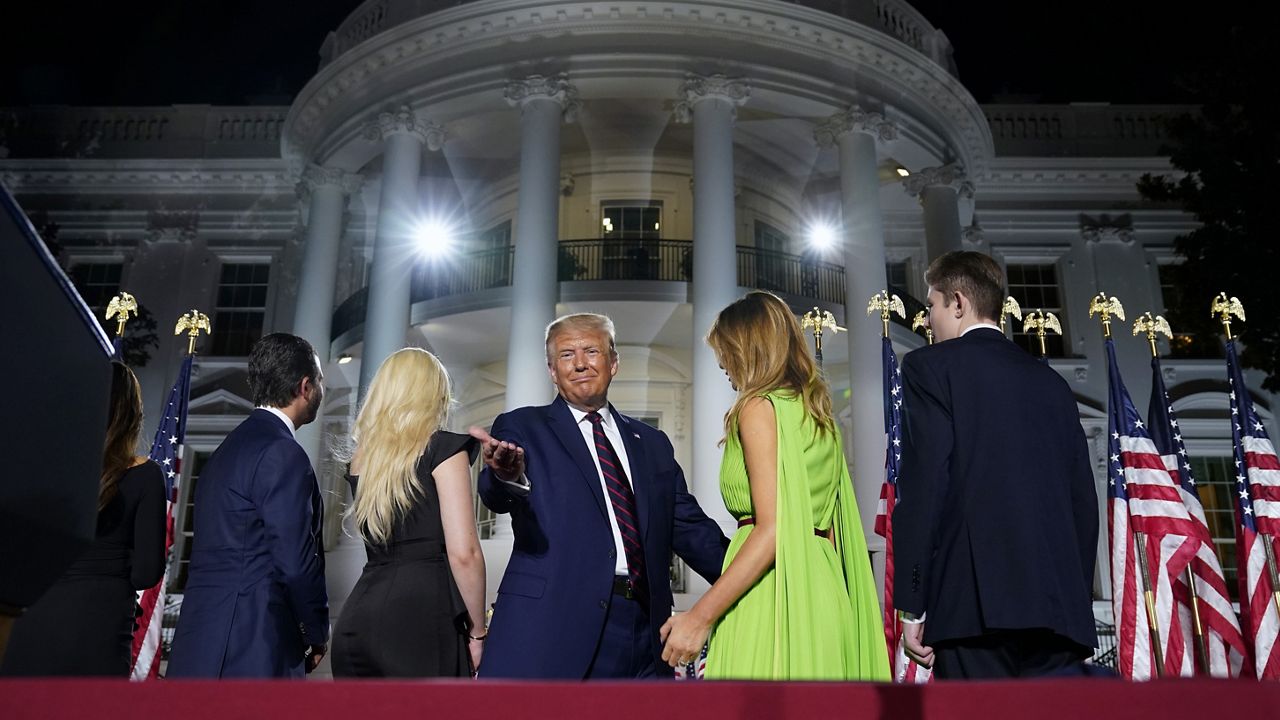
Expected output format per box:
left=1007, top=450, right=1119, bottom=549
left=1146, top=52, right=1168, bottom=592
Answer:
left=168, top=333, right=329, bottom=678
left=894, top=251, right=1098, bottom=679
left=471, top=313, right=728, bottom=678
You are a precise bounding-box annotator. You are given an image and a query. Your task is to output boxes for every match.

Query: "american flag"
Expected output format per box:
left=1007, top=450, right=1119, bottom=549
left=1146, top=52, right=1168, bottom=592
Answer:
left=873, top=336, right=930, bottom=683
left=129, top=354, right=192, bottom=680
left=1224, top=339, right=1280, bottom=680
left=1105, top=338, right=1200, bottom=680
left=674, top=641, right=708, bottom=680
left=111, top=336, right=124, bottom=361
left=1148, top=355, right=1247, bottom=677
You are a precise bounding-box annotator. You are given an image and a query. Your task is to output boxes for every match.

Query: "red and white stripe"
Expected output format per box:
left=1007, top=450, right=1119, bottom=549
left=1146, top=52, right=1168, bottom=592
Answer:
left=1239, top=434, right=1280, bottom=680
left=875, top=478, right=931, bottom=684
left=1244, top=436, right=1280, bottom=536
left=1111, top=486, right=1152, bottom=680
left=1164, top=456, right=1247, bottom=677
left=1118, top=435, right=1200, bottom=678
left=129, top=449, right=179, bottom=680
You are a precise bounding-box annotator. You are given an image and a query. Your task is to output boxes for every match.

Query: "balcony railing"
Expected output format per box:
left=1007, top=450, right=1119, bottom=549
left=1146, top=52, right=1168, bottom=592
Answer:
left=331, top=238, right=923, bottom=341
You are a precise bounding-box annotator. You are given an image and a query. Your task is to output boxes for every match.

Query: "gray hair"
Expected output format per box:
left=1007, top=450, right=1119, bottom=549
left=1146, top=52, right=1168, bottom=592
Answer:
left=544, top=313, right=617, bottom=363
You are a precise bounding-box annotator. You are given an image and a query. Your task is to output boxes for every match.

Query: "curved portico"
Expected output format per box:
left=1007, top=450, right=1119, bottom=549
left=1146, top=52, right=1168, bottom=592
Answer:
left=276, top=0, right=993, bottom=608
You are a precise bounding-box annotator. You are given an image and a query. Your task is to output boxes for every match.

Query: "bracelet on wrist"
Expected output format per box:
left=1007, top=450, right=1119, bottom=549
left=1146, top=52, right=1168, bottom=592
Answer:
left=468, top=629, right=488, bottom=642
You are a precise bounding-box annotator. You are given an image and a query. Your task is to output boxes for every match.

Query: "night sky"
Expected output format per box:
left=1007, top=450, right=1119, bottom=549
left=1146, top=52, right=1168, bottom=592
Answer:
left=0, top=0, right=1249, bottom=107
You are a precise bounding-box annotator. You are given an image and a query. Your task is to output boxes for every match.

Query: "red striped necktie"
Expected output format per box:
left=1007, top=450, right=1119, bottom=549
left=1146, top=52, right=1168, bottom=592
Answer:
left=586, top=411, right=646, bottom=593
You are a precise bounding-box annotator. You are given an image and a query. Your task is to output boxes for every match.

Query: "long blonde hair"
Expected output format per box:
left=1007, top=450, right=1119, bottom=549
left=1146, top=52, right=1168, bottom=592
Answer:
left=706, top=291, right=835, bottom=440
left=346, top=348, right=452, bottom=545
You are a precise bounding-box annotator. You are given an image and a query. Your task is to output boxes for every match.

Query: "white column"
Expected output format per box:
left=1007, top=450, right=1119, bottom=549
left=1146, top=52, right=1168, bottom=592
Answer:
left=814, top=106, right=898, bottom=557
left=502, top=74, right=579, bottom=413
left=676, top=74, right=749, bottom=533
left=903, top=163, right=973, bottom=262
left=358, top=106, right=444, bottom=396
left=488, top=76, right=577, bottom=542
left=293, top=165, right=362, bottom=467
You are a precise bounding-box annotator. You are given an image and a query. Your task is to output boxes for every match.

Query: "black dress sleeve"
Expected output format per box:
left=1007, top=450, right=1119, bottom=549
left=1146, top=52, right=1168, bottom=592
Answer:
left=424, top=431, right=480, bottom=473
left=129, top=461, right=168, bottom=589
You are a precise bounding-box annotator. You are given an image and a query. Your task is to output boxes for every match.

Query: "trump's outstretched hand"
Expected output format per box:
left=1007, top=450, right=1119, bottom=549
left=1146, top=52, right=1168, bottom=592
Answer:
left=468, top=426, right=526, bottom=482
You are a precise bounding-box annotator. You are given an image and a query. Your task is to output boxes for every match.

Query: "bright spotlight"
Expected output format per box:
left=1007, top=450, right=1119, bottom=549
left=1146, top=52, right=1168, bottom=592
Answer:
left=807, top=223, right=838, bottom=252
left=414, top=219, right=455, bottom=260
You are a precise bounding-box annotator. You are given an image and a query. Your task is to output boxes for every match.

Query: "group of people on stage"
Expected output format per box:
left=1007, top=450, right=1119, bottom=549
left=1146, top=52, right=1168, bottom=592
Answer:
left=1, top=250, right=1099, bottom=682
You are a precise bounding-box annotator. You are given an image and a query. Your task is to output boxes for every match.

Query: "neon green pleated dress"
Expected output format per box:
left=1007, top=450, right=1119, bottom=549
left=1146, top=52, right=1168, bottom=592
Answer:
left=704, top=391, right=890, bottom=681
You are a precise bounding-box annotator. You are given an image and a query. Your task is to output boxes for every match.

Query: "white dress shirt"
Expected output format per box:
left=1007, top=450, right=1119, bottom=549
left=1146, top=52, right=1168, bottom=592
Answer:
left=256, top=406, right=298, bottom=440
left=568, top=404, right=637, bottom=577
left=961, top=322, right=1003, bottom=336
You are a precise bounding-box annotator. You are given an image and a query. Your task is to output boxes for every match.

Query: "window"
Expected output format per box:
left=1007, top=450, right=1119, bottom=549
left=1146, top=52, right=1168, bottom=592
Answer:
left=70, top=262, right=123, bottom=332
left=602, top=202, right=662, bottom=240
left=754, top=221, right=790, bottom=254
left=210, top=263, right=269, bottom=356
left=1190, top=455, right=1241, bottom=602
left=475, top=220, right=512, bottom=289
left=753, top=221, right=793, bottom=293
left=1158, top=263, right=1182, bottom=317
left=170, top=450, right=211, bottom=592
left=600, top=201, right=662, bottom=279
left=1158, top=263, right=1208, bottom=358
left=886, top=261, right=909, bottom=293
left=1006, top=263, right=1066, bottom=357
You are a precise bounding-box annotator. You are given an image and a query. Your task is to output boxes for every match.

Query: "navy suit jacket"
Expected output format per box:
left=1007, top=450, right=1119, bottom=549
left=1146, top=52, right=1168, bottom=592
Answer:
left=167, top=409, right=328, bottom=678
left=893, top=328, right=1098, bottom=650
left=478, top=396, right=729, bottom=678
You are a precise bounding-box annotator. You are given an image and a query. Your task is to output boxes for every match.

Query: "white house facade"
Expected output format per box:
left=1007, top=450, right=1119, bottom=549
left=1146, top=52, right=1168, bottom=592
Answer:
left=2, top=0, right=1271, bottom=673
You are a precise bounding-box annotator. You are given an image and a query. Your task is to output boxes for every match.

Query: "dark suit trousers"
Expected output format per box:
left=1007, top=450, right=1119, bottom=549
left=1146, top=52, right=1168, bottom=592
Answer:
left=933, top=629, right=1092, bottom=680
left=584, top=586, right=656, bottom=679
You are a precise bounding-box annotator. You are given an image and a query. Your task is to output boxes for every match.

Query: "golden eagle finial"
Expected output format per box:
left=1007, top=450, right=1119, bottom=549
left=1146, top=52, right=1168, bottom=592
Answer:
left=1132, top=312, right=1173, bottom=357
left=999, top=296, right=1022, bottom=333
left=104, top=292, right=138, bottom=337
left=911, top=310, right=933, bottom=345
left=174, top=309, right=212, bottom=355
left=1023, top=310, right=1063, bottom=358
left=1088, top=292, right=1126, bottom=338
left=866, top=290, right=906, bottom=338
left=1210, top=292, right=1246, bottom=340
left=800, top=307, right=845, bottom=364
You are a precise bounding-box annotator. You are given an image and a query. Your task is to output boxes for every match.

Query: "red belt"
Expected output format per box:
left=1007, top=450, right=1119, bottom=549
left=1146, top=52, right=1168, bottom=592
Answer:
left=737, top=517, right=832, bottom=540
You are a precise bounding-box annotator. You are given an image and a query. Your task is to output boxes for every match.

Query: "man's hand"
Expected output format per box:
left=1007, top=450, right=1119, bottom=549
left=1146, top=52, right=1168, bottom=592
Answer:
left=305, top=643, right=327, bottom=673
left=468, top=426, right=526, bottom=482
left=901, top=621, right=934, bottom=668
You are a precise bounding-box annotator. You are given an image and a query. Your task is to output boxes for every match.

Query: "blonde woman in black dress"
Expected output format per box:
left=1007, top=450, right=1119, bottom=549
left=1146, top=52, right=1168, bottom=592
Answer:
left=1, top=361, right=165, bottom=676
left=331, top=348, right=486, bottom=677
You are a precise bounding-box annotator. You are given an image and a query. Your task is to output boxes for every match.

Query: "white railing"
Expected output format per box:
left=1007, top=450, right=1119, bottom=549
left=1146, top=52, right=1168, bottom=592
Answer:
left=319, top=0, right=957, bottom=75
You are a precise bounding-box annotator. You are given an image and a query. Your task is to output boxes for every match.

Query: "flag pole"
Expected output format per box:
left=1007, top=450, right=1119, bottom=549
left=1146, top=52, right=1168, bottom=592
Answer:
left=1215, top=295, right=1280, bottom=620
left=866, top=290, right=905, bottom=341
left=800, top=306, right=845, bottom=368
left=1135, top=311, right=1210, bottom=675
left=1091, top=292, right=1165, bottom=675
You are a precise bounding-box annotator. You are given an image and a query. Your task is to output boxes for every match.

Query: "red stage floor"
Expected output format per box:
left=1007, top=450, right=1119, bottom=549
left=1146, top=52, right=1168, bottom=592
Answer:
left=2, top=678, right=1276, bottom=720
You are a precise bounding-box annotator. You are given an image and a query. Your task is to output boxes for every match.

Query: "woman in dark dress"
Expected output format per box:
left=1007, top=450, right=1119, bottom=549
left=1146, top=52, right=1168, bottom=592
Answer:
left=1, top=361, right=166, bottom=677
left=331, top=348, right=486, bottom=677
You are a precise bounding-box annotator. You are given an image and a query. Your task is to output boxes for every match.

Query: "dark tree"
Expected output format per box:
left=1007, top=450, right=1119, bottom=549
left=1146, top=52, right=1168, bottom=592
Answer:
left=1138, top=24, right=1280, bottom=389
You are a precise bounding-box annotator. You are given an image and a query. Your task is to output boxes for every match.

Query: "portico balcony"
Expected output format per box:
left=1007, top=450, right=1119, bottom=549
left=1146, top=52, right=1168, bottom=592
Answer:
left=329, top=238, right=925, bottom=346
